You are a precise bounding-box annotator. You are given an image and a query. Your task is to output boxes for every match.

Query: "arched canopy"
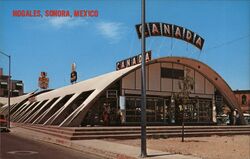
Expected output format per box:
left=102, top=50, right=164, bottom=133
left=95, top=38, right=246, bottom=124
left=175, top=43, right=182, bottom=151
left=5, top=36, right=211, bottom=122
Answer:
left=0, top=56, right=245, bottom=126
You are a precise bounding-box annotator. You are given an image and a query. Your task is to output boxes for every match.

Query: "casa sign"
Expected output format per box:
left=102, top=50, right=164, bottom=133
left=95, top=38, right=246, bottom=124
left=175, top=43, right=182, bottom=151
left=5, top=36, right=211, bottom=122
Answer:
left=136, top=22, right=205, bottom=50
left=116, top=51, right=152, bottom=71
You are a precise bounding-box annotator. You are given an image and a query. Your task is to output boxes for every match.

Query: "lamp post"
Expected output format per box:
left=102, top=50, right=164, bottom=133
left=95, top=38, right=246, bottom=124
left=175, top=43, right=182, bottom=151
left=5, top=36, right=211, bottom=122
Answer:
left=140, top=0, right=147, bottom=157
left=0, top=51, right=11, bottom=129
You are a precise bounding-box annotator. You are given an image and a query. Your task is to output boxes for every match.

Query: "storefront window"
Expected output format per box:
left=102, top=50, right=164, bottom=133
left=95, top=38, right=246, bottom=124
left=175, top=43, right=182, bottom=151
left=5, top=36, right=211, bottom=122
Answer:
left=124, top=96, right=212, bottom=124
left=161, top=68, right=184, bottom=79
left=125, top=97, right=165, bottom=124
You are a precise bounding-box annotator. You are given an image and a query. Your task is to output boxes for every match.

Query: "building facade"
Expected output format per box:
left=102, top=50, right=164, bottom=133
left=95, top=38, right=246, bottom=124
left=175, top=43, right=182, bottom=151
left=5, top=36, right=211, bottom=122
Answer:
left=0, top=68, right=24, bottom=97
left=234, top=90, right=250, bottom=114
left=0, top=57, right=246, bottom=127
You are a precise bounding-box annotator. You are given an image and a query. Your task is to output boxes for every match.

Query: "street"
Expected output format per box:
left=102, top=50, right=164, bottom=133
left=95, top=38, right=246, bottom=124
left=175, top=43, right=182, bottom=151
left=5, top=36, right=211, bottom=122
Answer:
left=0, top=132, right=101, bottom=159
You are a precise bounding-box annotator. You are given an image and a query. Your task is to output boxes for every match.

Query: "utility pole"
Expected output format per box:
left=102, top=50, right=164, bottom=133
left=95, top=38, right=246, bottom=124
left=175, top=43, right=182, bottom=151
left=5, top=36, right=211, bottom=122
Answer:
left=140, top=0, right=147, bottom=157
left=0, top=51, right=11, bottom=129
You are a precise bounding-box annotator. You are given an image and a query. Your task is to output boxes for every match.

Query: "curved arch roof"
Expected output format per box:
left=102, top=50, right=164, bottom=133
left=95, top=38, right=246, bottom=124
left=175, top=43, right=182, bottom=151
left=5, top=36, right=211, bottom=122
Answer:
left=1, top=56, right=245, bottom=126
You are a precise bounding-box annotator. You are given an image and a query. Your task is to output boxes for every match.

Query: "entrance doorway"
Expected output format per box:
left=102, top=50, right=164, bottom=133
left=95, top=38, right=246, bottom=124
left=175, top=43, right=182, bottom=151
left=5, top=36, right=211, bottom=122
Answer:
left=175, top=98, right=212, bottom=124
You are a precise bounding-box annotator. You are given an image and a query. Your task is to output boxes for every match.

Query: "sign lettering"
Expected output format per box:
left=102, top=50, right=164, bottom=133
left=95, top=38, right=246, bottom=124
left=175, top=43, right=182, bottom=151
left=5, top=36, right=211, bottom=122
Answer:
left=116, top=51, right=152, bottom=71
left=136, top=22, right=204, bottom=50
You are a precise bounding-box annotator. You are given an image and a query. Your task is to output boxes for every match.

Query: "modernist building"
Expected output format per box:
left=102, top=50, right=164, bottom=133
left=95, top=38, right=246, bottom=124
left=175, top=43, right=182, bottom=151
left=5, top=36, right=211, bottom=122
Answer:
left=0, top=68, right=24, bottom=97
left=0, top=57, right=246, bottom=127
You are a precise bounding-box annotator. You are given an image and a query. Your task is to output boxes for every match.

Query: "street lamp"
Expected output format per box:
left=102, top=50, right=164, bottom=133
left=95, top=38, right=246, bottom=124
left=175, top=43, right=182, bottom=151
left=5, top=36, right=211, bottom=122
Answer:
left=140, top=0, right=147, bottom=157
left=0, top=51, right=11, bottom=129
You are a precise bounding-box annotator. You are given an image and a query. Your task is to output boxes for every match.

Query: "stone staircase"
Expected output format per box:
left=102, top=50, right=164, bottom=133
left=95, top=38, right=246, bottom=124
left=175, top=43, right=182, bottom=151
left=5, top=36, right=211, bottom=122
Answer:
left=12, top=123, right=250, bottom=140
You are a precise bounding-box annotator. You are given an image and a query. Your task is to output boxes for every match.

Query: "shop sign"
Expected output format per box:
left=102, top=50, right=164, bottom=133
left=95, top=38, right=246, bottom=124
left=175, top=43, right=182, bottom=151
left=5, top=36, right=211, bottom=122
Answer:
left=135, top=22, right=204, bottom=50
left=106, top=90, right=118, bottom=98
left=119, top=96, right=126, bottom=110
left=38, top=72, right=49, bottom=89
left=71, top=63, right=77, bottom=84
left=116, top=51, right=152, bottom=71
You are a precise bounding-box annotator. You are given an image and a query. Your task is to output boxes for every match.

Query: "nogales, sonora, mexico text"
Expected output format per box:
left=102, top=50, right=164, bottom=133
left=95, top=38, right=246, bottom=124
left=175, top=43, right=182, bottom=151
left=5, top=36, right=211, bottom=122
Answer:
left=135, top=22, right=205, bottom=50
left=12, top=10, right=98, bottom=17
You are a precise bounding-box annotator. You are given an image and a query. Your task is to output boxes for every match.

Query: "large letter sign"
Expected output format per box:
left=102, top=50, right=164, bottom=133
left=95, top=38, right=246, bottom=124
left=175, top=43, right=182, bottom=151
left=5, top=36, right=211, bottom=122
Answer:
left=116, top=51, right=152, bottom=71
left=136, top=22, right=205, bottom=50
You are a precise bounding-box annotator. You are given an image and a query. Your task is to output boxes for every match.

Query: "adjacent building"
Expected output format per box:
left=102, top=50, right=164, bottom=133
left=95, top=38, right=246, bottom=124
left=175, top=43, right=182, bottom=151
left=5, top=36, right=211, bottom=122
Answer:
left=234, top=90, right=250, bottom=114
left=0, top=68, right=24, bottom=97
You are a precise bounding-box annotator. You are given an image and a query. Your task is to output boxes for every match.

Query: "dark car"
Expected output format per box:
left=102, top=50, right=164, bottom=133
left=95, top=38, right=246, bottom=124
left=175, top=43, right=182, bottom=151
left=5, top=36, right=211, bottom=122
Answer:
left=0, top=114, right=8, bottom=132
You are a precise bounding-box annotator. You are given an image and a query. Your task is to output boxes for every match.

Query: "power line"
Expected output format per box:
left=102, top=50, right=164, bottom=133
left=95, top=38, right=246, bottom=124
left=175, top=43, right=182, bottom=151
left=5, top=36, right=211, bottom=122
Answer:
left=195, top=34, right=250, bottom=54
left=194, top=34, right=250, bottom=60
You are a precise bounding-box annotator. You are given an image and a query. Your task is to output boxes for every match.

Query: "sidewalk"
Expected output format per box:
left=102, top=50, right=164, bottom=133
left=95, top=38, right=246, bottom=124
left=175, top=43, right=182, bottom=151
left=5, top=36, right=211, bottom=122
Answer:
left=9, top=126, right=201, bottom=159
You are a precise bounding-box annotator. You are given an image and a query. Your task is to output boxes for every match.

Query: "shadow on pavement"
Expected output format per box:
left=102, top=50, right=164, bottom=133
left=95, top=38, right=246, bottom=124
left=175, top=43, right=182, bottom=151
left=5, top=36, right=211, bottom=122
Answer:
left=146, top=153, right=175, bottom=158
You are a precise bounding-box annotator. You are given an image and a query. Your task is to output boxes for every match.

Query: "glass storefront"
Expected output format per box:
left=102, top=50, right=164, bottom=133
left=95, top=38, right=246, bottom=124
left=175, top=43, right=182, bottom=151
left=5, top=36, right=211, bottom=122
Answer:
left=81, top=96, right=120, bottom=126
left=125, top=97, right=165, bottom=123
left=82, top=94, right=213, bottom=126
left=125, top=96, right=212, bottom=125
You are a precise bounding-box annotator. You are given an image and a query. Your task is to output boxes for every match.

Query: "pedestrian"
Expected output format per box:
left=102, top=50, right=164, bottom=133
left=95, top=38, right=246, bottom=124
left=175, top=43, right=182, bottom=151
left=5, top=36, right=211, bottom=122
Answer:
left=235, top=110, right=240, bottom=125
left=116, top=109, right=122, bottom=125
left=233, top=109, right=237, bottom=125
left=103, top=111, right=109, bottom=126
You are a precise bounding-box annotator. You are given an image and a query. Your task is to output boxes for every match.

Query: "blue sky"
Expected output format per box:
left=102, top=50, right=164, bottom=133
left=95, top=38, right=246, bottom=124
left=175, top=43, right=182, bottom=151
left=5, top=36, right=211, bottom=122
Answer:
left=0, top=0, right=249, bottom=93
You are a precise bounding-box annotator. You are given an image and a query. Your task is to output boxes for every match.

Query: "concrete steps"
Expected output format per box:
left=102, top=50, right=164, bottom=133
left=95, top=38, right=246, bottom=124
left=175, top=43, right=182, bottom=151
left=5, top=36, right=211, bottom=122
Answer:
left=12, top=123, right=250, bottom=140
left=70, top=131, right=250, bottom=140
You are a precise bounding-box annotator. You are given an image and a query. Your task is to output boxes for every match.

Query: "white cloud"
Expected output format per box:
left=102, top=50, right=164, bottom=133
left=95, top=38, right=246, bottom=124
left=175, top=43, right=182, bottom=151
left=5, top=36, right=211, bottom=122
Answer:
left=96, top=21, right=126, bottom=43
left=44, top=19, right=127, bottom=43
left=47, top=17, right=88, bottom=29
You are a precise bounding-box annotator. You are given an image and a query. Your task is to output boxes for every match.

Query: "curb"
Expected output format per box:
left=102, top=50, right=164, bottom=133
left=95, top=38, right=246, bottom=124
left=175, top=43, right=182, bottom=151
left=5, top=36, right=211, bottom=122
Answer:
left=9, top=126, right=202, bottom=159
left=10, top=127, right=135, bottom=159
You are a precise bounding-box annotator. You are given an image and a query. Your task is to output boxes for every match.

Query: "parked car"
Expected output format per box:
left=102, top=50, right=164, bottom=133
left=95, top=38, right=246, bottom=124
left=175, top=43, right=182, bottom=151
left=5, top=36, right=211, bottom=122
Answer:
left=0, top=114, right=8, bottom=132
left=244, top=113, right=250, bottom=124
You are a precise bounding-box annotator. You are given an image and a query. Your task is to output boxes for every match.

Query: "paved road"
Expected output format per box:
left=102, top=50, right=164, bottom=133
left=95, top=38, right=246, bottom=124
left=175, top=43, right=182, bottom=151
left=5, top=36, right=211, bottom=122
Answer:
left=0, top=132, right=101, bottom=159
